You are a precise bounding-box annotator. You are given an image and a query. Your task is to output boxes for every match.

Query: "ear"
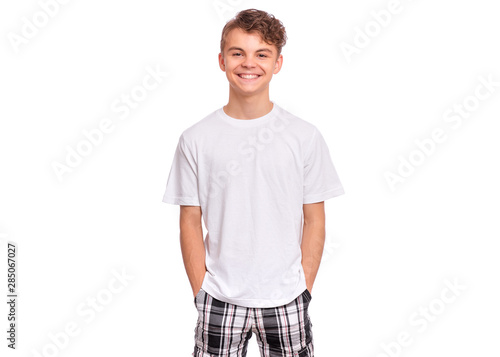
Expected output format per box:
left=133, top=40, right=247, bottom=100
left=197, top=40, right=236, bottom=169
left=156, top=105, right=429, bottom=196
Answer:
left=273, top=54, right=283, bottom=75
left=218, top=52, right=226, bottom=72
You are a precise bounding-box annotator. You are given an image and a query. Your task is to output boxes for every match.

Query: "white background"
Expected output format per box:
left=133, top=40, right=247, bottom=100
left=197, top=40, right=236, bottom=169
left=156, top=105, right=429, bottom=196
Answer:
left=1, top=0, right=499, bottom=356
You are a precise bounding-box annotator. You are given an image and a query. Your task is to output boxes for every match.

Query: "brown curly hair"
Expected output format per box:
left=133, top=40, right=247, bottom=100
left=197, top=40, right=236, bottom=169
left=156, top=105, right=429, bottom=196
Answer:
left=220, top=9, right=287, bottom=60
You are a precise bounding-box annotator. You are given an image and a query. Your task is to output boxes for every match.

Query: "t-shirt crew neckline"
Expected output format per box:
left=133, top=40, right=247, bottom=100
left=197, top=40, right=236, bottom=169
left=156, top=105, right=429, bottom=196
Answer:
left=217, top=101, right=277, bottom=127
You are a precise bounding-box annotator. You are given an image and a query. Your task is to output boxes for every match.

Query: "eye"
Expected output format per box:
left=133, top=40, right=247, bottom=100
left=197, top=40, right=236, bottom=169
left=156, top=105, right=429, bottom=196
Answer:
left=258, top=54, right=267, bottom=58
left=232, top=52, right=242, bottom=56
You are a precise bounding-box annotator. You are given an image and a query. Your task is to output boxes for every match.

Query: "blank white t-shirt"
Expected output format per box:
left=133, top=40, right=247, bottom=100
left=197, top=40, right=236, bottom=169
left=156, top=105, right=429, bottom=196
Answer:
left=162, top=101, right=344, bottom=307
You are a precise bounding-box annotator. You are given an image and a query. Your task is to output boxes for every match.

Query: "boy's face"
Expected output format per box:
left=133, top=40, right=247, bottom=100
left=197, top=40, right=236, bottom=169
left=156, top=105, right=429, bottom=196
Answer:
left=219, top=28, right=283, bottom=98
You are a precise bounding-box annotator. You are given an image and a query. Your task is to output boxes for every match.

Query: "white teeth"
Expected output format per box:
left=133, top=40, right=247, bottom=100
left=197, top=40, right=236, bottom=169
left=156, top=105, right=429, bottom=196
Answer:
left=239, top=74, right=259, bottom=79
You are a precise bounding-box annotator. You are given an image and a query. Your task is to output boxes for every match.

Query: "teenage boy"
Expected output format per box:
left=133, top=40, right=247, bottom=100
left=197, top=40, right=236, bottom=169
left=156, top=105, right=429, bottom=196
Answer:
left=162, top=8, right=345, bottom=357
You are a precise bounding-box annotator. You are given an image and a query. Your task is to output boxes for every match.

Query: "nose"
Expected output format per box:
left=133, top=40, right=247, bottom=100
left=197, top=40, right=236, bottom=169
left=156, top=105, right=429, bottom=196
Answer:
left=241, top=55, right=257, bottom=68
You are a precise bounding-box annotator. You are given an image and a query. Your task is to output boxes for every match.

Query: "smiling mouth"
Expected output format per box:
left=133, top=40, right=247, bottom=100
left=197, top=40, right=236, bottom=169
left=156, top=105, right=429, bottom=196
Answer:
left=237, top=74, right=261, bottom=79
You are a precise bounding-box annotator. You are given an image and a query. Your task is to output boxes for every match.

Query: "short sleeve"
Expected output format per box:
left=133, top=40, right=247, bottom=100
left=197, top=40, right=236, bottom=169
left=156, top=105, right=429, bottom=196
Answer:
left=303, top=127, right=345, bottom=204
left=162, top=134, right=200, bottom=206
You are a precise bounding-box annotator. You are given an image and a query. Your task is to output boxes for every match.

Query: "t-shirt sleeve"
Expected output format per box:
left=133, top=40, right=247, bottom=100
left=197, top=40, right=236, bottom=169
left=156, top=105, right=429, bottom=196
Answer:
left=303, top=127, right=345, bottom=204
left=162, top=133, right=201, bottom=206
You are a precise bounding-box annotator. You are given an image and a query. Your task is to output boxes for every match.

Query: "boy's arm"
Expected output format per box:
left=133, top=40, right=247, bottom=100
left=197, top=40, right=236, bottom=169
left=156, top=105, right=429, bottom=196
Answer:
left=301, top=201, right=326, bottom=293
left=180, top=205, right=206, bottom=297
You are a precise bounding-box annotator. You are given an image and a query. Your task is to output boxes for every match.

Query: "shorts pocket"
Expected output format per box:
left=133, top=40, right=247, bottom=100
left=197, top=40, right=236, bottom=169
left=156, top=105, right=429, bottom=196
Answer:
left=303, top=288, right=312, bottom=303
left=194, top=288, right=204, bottom=305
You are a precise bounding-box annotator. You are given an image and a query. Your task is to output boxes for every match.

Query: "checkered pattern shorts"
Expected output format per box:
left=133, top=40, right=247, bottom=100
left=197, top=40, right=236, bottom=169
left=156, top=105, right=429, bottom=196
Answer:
left=192, top=288, right=314, bottom=357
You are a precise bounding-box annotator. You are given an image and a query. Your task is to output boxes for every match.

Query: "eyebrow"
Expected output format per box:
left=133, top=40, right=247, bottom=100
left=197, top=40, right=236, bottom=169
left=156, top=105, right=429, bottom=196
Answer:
left=227, top=46, right=273, bottom=54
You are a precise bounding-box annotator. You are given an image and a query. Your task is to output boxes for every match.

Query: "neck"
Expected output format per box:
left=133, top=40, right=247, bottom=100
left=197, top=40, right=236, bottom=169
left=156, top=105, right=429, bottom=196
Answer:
left=223, top=89, right=273, bottom=120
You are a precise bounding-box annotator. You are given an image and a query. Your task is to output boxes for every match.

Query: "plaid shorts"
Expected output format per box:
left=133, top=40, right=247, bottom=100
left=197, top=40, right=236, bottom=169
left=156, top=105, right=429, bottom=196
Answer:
left=192, top=288, right=314, bottom=357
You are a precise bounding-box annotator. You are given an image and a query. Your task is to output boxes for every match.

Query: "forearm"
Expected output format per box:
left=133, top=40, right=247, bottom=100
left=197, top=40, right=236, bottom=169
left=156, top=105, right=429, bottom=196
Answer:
left=180, top=223, right=206, bottom=296
left=301, top=220, right=325, bottom=293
